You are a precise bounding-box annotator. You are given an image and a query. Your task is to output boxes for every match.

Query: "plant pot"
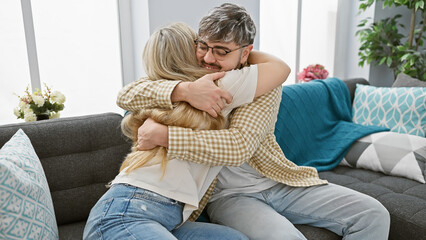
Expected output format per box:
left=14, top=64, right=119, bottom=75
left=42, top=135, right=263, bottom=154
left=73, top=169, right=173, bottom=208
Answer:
left=36, top=114, right=49, bottom=121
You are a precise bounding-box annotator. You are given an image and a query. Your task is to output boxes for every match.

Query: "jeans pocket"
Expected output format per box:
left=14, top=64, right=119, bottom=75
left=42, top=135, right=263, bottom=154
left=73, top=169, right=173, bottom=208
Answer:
left=101, top=197, right=114, bottom=218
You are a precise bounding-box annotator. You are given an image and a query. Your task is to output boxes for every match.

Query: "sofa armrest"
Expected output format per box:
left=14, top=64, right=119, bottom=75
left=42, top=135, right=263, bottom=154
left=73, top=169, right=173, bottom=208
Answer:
left=342, top=78, right=369, bottom=104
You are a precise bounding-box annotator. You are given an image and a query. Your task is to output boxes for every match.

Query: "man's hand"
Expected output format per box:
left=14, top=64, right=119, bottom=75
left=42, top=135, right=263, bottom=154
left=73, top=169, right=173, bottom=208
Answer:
left=137, top=118, right=169, bottom=150
left=171, top=72, right=233, bottom=117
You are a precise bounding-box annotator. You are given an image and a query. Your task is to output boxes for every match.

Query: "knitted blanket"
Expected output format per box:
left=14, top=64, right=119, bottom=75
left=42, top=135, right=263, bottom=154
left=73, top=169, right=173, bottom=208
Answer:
left=274, top=78, right=388, bottom=171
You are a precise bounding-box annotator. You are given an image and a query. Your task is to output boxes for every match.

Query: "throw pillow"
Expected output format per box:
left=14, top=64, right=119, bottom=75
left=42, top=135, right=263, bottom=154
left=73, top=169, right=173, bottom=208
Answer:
left=340, top=131, right=426, bottom=183
left=0, top=129, right=58, bottom=240
left=352, top=84, right=426, bottom=137
left=393, top=73, right=426, bottom=88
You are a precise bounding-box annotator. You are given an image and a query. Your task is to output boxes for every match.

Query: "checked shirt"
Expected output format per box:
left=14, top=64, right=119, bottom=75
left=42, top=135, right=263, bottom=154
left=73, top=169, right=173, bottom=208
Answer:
left=116, top=78, right=328, bottom=221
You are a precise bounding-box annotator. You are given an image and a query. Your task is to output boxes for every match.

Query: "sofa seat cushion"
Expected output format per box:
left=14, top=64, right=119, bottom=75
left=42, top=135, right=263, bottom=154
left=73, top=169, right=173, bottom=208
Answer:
left=58, top=221, right=85, bottom=240
left=320, top=166, right=426, bottom=240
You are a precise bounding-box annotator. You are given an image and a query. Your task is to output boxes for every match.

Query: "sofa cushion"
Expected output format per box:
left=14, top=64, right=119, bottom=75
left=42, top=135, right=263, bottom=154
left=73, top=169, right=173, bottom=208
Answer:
left=0, top=129, right=58, bottom=239
left=393, top=73, right=426, bottom=88
left=341, top=131, right=426, bottom=183
left=320, top=166, right=426, bottom=240
left=352, top=84, right=426, bottom=137
left=58, top=221, right=85, bottom=240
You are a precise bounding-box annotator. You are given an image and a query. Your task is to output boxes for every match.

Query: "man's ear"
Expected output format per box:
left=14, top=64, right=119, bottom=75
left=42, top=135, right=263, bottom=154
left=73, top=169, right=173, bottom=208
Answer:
left=240, top=44, right=253, bottom=64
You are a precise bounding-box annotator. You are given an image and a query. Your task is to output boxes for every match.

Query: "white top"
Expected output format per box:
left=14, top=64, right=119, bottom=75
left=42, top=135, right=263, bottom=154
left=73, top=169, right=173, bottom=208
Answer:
left=111, top=65, right=258, bottom=222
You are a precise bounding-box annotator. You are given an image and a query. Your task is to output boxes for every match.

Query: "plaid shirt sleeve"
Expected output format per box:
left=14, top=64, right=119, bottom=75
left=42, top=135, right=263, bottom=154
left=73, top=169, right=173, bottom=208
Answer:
left=168, top=86, right=282, bottom=166
left=116, top=78, right=181, bottom=111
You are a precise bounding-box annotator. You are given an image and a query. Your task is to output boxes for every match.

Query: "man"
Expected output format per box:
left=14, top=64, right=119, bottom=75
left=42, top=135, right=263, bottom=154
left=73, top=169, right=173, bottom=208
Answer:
left=117, top=3, right=390, bottom=239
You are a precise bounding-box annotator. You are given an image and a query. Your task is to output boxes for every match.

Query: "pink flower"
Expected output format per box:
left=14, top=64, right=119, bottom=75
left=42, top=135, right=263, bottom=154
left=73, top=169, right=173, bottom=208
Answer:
left=298, top=64, right=329, bottom=82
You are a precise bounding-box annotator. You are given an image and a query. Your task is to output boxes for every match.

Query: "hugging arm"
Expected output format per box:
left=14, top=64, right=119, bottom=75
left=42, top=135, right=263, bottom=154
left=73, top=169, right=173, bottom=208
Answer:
left=117, top=73, right=231, bottom=118
left=116, top=51, right=289, bottom=116
left=116, top=78, right=180, bottom=112
left=117, top=51, right=288, bottom=165
left=167, top=87, right=282, bottom=166
left=248, top=50, right=290, bottom=97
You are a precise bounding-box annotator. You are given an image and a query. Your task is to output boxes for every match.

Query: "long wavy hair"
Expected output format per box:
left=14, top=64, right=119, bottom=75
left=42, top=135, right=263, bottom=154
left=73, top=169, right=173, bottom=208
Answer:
left=120, top=23, right=226, bottom=176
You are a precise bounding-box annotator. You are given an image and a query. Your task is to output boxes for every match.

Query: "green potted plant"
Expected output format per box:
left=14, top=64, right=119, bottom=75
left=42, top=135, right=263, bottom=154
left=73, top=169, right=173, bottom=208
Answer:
left=357, top=0, right=425, bottom=81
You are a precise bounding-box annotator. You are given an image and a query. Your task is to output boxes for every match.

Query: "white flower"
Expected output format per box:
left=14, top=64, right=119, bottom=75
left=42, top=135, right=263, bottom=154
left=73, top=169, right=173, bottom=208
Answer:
left=19, top=100, right=28, bottom=110
left=23, top=108, right=33, bottom=115
left=13, top=107, right=20, bottom=117
left=50, top=112, right=60, bottom=119
left=32, top=94, right=45, bottom=107
left=24, top=111, right=37, bottom=122
left=51, top=91, right=66, bottom=104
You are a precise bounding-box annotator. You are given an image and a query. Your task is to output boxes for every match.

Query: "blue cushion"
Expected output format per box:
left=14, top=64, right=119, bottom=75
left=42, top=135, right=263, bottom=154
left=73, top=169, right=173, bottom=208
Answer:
left=352, top=84, right=426, bottom=137
left=0, top=129, right=58, bottom=240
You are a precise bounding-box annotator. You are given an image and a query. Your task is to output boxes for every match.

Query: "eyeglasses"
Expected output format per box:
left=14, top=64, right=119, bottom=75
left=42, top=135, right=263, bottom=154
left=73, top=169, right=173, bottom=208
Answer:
left=194, top=39, right=249, bottom=60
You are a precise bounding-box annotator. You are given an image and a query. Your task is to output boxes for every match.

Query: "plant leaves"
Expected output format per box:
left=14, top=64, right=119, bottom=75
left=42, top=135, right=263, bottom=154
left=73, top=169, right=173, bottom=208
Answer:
left=401, top=53, right=411, bottom=61
left=386, top=57, right=393, bottom=66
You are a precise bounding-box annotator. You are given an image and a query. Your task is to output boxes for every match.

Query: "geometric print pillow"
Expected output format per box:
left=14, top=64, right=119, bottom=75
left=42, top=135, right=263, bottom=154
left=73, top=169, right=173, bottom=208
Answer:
left=0, top=129, right=58, bottom=240
left=341, top=131, right=426, bottom=183
left=352, top=84, right=426, bottom=137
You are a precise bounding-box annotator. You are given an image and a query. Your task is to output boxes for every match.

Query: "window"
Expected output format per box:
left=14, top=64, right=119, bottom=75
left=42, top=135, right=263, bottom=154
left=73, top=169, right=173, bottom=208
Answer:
left=299, top=0, right=337, bottom=78
left=260, top=0, right=338, bottom=84
left=31, top=0, right=123, bottom=118
left=0, top=0, right=32, bottom=125
left=0, top=0, right=123, bottom=125
left=260, top=0, right=298, bottom=84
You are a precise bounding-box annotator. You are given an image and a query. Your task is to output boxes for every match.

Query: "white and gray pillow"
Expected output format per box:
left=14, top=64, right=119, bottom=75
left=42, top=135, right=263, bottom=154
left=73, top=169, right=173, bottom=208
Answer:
left=341, top=131, right=426, bottom=183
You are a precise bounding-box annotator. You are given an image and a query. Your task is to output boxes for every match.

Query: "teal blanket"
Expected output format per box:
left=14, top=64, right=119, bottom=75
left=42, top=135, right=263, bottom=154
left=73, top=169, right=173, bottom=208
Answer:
left=274, top=78, right=388, bottom=171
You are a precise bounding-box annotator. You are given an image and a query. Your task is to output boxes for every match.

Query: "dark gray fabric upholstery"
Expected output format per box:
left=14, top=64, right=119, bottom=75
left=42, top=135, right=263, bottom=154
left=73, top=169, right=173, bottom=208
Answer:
left=295, top=224, right=340, bottom=240
left=58, top=221, right=85, bottom=240
left=320, top=166, right=426, bottom=240
left=342, top=77, right=370, bottom=103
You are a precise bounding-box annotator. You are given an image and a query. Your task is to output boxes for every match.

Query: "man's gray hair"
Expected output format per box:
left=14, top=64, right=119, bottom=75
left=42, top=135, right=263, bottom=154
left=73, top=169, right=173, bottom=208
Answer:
left=198, top=3, right=256, bottom=46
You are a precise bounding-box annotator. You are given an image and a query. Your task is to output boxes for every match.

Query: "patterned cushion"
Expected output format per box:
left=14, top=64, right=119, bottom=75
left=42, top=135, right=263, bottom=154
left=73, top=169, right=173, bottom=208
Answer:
left=352, top=84, right=426, bottom=137
left=0, top=129, right=58, bottom=239
left=340, top=131, right=426, bottom=183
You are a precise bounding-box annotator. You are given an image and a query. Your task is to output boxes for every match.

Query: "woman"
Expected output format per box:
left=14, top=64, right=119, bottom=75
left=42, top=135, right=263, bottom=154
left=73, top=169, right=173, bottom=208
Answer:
left=83, top=22, right=290, bottom=240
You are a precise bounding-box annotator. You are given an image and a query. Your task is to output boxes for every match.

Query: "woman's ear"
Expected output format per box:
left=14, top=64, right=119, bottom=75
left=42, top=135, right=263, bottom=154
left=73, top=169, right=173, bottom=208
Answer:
left=240, top=44, right=253, bottom=65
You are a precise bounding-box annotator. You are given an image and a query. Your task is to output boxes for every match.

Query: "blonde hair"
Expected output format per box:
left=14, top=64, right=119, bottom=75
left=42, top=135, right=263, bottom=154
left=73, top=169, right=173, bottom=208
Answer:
left=120, top=22, right=226, bottom=176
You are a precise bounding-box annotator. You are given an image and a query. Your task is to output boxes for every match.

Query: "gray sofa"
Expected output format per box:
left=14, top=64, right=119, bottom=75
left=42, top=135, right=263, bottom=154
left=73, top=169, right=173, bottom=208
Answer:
left=0, top=78, right=425, bottom=239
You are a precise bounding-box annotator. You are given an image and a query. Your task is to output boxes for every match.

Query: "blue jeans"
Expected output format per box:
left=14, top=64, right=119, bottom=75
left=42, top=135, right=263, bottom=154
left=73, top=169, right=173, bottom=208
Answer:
left=83, top=184, right=248, bottom=240
left=207, top=183, right=390, bottom=240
